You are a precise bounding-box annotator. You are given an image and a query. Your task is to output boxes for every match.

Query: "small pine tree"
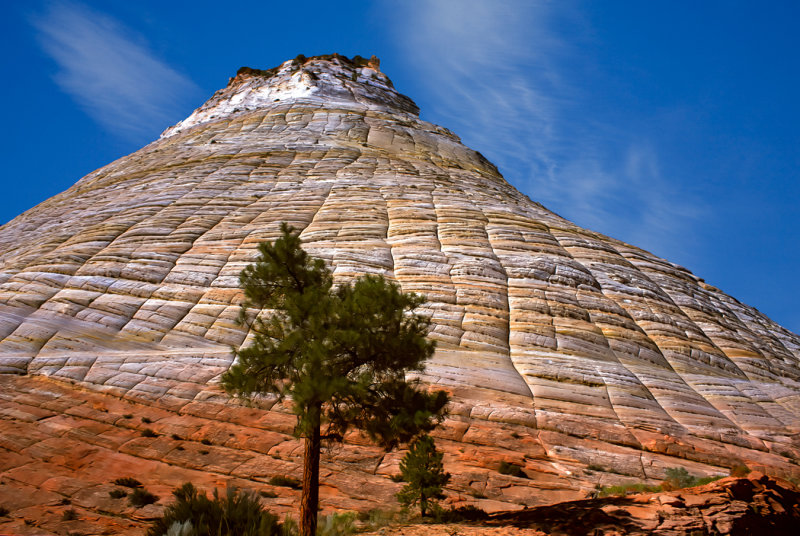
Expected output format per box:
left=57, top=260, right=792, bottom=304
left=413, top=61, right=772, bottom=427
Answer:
left=222, top=223, right=449, bottom=536
left=396, top=435, right=451, bottom=517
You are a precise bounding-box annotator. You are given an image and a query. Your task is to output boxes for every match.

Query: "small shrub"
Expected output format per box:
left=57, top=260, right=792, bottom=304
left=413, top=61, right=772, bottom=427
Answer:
left=145, top=483, right=284, bottom=536
left=142, top=417, right=153, bottom=424
left=142, top=428, right=158, bottom=438
left=268, top=476, right=301, bottom=490
left=62, top=508, right=78, bottom=521
left=129, top=488, right=159, bottom=508
left=200, top=438, right=212, bottom=445
left=730, top=464, right=751, bottom=477
left=434, top=505, right=489, bottom=523
left=598, top=483, right=662, bottom=497
left=663, top=467, right=694, bottom=490
left=171, top=434, right=183, bottom=441
left=317, top=511, right=356, bottom=536
left=0, top=506, right=9, bottom=516
left=114, top=477, right=142, bottom=488
left=109, top=489, right=128, bottom=499
left=259, top=490, right=278, bottom=498
left=498, top=461, right=527, bottom=478
left=59, top=497, right=71, bottom=505
left=389, top=474, right=404, bottom=483
left=355, top=509, right=398, bottom=531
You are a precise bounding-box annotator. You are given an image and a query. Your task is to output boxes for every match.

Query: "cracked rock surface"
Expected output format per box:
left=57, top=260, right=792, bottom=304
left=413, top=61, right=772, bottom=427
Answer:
left=1, top=55, right=799, bottom=529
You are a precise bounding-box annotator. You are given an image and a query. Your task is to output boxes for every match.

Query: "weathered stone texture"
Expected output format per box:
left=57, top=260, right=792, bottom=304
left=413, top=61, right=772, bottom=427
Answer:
left=1, top=56, right=799, bottom=524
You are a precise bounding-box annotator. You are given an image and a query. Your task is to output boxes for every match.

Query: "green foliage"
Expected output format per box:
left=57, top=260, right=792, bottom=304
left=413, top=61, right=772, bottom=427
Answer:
left=146, top=483, right=286, bottom=536
left=663, top=467, right=694, bottom=489
left=598, top=483, right=662, bottom=497
left=109, top=489, right=128, bottom=499
left=221, top=223, right=448, bottom=446
left=432, top=505, right=489, bottom=523
left=396, top=435, right=450, bottom=517
left=114, top=477, right=143, bottom=488
left=221, top=223, right=449, bottom=535
left=730, top=464, right=751, bottom=477
left=130, top=488, right=159, bottom=507
left=662, top=467, right=722, bottom=490
left=316, top=511, right=356, bottom=536
left=268, top=476, right=301, bottom=490
left=599, top=467, right=725, bottom=497
left=498, top=461, right=527, bottom=478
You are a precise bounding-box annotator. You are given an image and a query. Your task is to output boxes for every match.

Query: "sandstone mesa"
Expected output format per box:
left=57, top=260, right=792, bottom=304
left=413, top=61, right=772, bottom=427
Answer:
left=0, top=54, right=798, bottom=534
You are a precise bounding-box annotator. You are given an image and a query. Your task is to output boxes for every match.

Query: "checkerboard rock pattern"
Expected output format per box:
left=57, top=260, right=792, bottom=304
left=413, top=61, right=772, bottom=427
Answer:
left=1, top=56, right=799, bottom=527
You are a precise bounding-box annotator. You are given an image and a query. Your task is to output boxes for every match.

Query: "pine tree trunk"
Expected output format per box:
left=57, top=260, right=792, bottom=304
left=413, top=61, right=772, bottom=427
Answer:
left=300, top=404, right=321, bottom=536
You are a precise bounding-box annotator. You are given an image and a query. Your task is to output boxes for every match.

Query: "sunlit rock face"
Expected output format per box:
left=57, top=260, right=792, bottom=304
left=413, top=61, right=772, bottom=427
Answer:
left=1, top=55, right=799, bottom=513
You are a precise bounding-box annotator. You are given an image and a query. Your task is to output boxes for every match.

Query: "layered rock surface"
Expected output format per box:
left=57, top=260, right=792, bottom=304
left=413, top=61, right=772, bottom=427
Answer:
left=1, top=55, right=799, bottom=524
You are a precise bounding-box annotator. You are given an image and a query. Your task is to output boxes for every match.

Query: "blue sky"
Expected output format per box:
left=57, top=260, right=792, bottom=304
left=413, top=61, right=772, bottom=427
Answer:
left=2, top=1, right=798, bottom=333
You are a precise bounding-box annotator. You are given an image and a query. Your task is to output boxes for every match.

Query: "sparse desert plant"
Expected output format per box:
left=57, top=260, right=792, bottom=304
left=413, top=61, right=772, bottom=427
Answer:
left=109, top=489, right=128, bottom=499
left=598, top=483, right=662, bottom=497
left=268, top=476, right=301, bottom=490
left=142, top=428, right=159, bottom=438
left=123, top=414, right=133, bottom=419
left=142, top=417, right=153, bottom=424
left=317, top=511, right=356, bottom=536
left=498, top=461, right=527, bottom=479
left=661, top=467, right=723, bottom=490
left=146, top=483, right=285, bottom=536
left=129, top=488, right=159, bottom=508
left=730, top=464, right=751, bottom=477
left=114, top=477, right=143, bottom=488
left=434, top=505, right=489, bottom=523
left=171, top=434, right=183, bottom=441
left=62, top=508, right=78, bottom=521
left=396, top=435, right=451, bottom=517
left=662, top=467, right=695, bottom=490
left=356, top=509, right=398, bottom=532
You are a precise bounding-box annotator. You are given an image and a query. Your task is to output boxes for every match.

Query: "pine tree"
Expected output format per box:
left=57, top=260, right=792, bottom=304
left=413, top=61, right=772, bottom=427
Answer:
left=221, top=223, right=449, bottom=536
left=396, top=434, right=451, bottom=517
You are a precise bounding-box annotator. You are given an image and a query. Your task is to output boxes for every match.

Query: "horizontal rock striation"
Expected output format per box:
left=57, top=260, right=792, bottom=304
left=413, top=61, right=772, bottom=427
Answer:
left=1, top=54, right=800, bottom=512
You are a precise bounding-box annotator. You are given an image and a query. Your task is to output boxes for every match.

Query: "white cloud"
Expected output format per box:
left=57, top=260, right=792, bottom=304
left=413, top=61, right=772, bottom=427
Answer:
left=387, top=0, right=705, bottom=261
left=32, top=1, right=198, bottom=140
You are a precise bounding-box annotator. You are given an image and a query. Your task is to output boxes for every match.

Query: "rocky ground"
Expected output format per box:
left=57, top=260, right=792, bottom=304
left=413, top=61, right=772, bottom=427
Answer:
left=1, top=375, right=799, bottom=535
